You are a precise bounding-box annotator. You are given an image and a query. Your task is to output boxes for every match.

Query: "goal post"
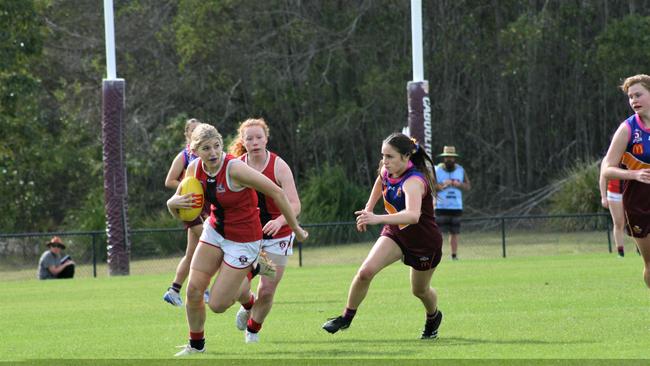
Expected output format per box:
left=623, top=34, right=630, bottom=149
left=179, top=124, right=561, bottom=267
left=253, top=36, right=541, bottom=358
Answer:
left=406, top=0, right=432, bottom=159
left=102, top=0, right=130, bottom=275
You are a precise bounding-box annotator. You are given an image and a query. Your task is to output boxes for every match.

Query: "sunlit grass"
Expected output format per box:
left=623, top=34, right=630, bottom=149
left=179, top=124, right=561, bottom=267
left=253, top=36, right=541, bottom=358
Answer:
left=2, top=253, right=648, bottom=361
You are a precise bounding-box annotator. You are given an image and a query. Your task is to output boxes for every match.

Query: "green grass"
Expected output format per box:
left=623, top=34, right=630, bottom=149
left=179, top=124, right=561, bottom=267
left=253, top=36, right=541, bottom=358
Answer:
left=1, top=253, right=649, bottom=363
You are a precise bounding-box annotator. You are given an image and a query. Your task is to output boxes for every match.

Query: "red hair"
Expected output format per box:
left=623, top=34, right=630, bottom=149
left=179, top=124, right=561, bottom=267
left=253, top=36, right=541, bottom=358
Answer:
left=228, top=118, right=270, bottom=157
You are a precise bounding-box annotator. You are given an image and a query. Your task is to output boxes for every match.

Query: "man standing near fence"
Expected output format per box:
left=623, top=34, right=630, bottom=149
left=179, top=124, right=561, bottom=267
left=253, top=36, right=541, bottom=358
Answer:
left=435, top=146, right=471, bottom=261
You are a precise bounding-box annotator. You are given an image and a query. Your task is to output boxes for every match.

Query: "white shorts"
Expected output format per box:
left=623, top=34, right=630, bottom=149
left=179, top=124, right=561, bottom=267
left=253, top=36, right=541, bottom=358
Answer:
left=199, top=221, right=262, bottom=269
left=262, top=233, right=294, bottom=256
left=607, top=190, right=623, bottom=202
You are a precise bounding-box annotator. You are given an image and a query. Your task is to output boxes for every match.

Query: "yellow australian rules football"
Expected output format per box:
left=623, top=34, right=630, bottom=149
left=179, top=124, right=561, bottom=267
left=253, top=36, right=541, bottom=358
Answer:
left=178, top=176, right=204, bottom=221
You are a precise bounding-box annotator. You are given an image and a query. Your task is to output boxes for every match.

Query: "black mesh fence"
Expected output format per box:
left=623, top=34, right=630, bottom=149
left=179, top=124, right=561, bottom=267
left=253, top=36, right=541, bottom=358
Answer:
left=0, top=213, right=620, bottom=281
left=293, top=213, right=618, bottom=266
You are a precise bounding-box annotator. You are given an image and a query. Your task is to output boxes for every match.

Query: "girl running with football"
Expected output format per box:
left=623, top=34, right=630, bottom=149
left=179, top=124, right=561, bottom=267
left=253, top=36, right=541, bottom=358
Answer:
left=322, top=132, right=444, bottom=339
left=167, top=123, right=308, bottom=356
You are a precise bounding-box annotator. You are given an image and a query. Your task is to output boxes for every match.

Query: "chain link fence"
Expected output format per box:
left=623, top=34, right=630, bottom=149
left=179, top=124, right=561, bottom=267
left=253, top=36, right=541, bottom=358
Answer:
left=0, top=213, right=621, bottom=281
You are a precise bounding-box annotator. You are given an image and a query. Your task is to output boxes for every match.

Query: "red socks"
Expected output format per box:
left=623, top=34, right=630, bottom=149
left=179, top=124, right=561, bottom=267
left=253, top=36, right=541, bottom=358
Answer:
left=242, top=293, right=255, bottom=310
left=189, top=331, right=204, bottom=340
left=247, top=318, right=262, bottom=333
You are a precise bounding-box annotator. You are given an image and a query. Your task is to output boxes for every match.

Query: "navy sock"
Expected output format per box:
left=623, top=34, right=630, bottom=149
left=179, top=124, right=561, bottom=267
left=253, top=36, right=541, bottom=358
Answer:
left=171, top=282, right=182, bottom=293
left=343, top=307, right=357, bottom=321
left=426, top=310, right=439, bottom=324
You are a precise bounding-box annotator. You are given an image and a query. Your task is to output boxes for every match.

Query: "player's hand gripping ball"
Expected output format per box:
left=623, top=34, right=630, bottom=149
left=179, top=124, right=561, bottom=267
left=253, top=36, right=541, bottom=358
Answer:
left=178, top=176, right=204, bottom=221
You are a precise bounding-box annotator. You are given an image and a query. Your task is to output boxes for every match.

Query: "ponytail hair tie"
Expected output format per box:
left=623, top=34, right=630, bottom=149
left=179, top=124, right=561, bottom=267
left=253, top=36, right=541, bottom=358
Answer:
left=409, top=137, right=420, bottom=154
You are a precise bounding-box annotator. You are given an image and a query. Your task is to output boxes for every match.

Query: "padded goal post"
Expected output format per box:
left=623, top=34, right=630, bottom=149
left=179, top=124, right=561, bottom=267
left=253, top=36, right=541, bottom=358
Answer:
left=407, top=81, right=432, bottom=159
left=406, top=1, right=433, bottom=160
left=102, top=79, right=130, bottom=276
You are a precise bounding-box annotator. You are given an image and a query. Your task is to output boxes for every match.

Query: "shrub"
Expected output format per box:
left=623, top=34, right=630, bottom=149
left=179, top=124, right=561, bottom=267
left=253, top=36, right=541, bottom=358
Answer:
left=299, top=164, right=369, bottom=245
left=547, top=159, right=605, bottom=230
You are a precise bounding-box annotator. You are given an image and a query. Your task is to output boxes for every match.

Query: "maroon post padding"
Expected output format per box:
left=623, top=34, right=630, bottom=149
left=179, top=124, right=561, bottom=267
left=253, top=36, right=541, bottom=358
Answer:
left=407, top=81, right=432, bottom=159
left=102, top=79, right=130, bottom=276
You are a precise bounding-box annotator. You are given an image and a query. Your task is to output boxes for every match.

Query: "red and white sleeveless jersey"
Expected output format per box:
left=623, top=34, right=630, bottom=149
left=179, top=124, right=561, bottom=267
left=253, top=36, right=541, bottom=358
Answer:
left=607, top=179, right=623, bottom=194
left=241, top=151, right=293, bottom=239
left=194, top=154, right=262, bottom=242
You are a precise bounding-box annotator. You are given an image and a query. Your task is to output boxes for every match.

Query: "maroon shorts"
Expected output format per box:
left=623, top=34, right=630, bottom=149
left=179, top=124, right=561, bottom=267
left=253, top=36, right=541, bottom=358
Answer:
left=381, top=227, right=442, bottom=271
left=623, top=181, right=650, bottom=238
left=183, top=216, right=203, bottom=230
left=625, top=212, right=650, bottom=238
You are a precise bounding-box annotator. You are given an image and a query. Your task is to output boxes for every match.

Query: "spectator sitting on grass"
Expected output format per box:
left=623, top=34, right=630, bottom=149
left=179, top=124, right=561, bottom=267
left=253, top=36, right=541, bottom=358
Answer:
left=38, top=236, right=75, bottom=280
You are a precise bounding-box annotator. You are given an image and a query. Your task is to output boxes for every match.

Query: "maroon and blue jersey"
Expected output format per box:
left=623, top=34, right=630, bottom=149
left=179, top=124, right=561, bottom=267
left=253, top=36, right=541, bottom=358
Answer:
left=380, top=164, right=442, bottom=270
left=621, top=114, right=650, bottom=238
left=623, top=114, right=650, bottom=168
left=382, top=166, right=429, bottom=230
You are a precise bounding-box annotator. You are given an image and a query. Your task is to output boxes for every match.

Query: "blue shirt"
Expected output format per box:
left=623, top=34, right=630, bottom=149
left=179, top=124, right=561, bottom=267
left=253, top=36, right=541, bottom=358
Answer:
left=434, top=164, right=465, bottom=210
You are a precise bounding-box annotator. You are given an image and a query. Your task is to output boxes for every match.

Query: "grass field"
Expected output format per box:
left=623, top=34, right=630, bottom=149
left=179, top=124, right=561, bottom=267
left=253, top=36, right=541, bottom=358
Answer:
left=1, top=251, right=649, bottom=364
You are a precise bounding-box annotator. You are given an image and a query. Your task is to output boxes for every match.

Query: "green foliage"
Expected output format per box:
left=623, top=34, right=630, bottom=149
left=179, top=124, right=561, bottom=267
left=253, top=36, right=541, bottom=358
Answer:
left=129, top=211, right=186, bottom=258
left=63, top=185, right=105, bottom=231
left=547, top=160, right=603, bottom=231
left=0, top=0, right=50, bottom=231
left=499, top=11, right=545, bottom=78
left=299, top=163, right=367, bottom=224
left=0, top=0, right=43, bottom=70
left=596, top=15, right=650, bottom=87
left=5, top=1, right=650, bottom=235
left=299, top=163, right=374, bottom=245
left=126, top=113, right=189, bottom=221
left=549, top=160, right=600, bottom=215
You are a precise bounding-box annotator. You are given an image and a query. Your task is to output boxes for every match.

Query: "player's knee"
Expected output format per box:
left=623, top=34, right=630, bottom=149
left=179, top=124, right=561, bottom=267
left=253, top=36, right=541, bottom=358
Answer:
left=411, top=286, right=430, bottom=299
left=208, top=300, right=232, bottom=313
left=186, top=283, right=204, bottom=304
left=356, top=266, right=377, bottom=282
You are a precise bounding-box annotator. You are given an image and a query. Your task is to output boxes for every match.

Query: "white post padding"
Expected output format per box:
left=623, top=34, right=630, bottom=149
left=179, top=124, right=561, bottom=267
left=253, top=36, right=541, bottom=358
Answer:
left=410, top=0, right=424, bottom=82
left=103, top=0, right=117, bottom=80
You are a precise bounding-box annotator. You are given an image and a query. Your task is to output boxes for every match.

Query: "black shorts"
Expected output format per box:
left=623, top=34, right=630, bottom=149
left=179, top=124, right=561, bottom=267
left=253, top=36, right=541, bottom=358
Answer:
left=57, top=264, right=75, bottom=279
left=435, top=209, right=462, bottom=234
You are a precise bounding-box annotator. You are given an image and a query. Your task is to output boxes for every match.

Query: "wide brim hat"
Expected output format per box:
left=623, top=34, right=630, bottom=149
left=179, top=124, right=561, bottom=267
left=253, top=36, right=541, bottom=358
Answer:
left=46, top=236, right=66, bottom=249
left=437, top=145, right=460, bottom=158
